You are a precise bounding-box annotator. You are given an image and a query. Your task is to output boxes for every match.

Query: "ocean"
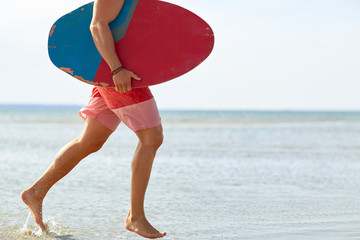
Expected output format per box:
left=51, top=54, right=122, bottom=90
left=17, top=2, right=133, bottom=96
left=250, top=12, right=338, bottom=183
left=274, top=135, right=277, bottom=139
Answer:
left=0, top=105, right=360, bottom=240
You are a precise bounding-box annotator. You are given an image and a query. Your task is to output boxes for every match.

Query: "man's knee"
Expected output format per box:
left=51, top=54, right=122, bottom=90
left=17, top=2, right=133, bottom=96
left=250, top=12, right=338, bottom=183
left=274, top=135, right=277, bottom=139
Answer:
left=138, top=127, right=164, bottom=150
left=151, top=131, right=164, bottom=149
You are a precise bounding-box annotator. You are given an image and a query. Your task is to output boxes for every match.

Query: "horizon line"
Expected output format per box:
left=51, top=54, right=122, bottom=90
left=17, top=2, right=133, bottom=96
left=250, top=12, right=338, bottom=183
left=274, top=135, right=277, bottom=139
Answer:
left=1, top=103, right=360, bottom=112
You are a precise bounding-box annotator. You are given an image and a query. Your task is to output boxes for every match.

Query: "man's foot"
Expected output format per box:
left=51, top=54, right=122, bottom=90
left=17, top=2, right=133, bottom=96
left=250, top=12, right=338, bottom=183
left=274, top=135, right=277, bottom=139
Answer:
left=125, top=213, right=166, bottom=239
left=21, top=188, right=46, bottom=230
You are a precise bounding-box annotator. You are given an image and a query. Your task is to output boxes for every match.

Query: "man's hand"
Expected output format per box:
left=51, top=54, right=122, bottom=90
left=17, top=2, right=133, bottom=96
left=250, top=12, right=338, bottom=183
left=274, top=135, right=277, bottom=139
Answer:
left=113, top=69, right=141, bottom=93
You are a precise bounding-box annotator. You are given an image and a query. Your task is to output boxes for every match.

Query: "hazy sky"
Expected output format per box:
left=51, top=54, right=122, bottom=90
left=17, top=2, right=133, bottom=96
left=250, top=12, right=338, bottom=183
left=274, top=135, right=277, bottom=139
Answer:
left=1, top=0, right=359, bottom=110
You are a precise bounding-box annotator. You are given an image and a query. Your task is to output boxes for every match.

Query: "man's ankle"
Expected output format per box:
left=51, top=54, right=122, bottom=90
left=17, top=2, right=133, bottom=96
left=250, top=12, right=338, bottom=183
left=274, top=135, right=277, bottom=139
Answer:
left=128, top=210, right=145, bottom=221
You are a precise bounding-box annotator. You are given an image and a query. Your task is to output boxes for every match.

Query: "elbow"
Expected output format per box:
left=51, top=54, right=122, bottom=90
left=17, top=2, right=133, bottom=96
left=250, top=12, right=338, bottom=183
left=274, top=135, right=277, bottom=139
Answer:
left=90, top=20, right=105, bottom=36
left=89, top=22, right=99, bottom=37
left=90, top=20, right=109, bottom=38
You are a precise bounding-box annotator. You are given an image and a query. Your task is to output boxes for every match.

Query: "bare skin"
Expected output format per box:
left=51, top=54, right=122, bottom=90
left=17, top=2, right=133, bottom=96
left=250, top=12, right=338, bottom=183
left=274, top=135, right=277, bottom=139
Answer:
left=125, top=126, right=166, bottom=238
left=21, top=189, right=45, bottom=230
left=126, top=212, right=166, bottom=239
left=22, top=117, right=166, bottom=238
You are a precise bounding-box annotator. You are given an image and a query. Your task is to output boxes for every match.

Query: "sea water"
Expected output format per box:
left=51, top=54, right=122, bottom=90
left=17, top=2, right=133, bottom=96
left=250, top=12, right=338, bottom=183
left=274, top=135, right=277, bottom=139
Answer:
left=0, top=105, right=360, bottom=240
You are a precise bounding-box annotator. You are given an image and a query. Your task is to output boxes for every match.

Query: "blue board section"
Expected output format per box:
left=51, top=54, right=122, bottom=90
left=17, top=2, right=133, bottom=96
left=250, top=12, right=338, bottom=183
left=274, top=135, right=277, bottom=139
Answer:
left=48, top=3, right=99, bottom=82
left=48, top=0, right=137, bottom=83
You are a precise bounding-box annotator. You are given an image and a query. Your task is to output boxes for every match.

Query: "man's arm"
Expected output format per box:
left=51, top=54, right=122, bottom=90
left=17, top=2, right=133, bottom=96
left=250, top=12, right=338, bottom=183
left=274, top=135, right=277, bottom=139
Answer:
left=90, top=0, right=140, bottom=93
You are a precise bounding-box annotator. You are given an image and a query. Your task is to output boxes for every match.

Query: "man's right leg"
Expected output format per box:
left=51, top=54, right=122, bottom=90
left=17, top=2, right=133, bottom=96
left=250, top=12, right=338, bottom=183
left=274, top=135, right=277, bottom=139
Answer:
left=21, top=117, right=113, bottom=230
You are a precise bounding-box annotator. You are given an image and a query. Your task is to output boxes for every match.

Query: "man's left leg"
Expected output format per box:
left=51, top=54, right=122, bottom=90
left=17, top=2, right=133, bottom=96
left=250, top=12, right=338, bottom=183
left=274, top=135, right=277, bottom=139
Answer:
left=125, top=124, right=166, bottom=239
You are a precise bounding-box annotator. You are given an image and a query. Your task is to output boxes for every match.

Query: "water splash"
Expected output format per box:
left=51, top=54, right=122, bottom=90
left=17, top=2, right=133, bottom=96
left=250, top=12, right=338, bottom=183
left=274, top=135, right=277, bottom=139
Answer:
left=16, top=212, right=70, bottom=239
left=18, top=212, right=33, bottom=236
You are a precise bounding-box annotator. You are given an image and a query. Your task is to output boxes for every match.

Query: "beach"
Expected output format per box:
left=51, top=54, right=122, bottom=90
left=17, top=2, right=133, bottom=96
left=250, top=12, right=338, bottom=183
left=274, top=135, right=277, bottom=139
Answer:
left=1, top=105, right=360, bottom=239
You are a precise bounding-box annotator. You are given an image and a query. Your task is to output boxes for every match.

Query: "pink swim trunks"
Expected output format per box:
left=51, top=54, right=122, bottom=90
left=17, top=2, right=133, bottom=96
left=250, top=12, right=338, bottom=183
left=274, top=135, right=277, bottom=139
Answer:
left=79, top=87, right=161, bottom=132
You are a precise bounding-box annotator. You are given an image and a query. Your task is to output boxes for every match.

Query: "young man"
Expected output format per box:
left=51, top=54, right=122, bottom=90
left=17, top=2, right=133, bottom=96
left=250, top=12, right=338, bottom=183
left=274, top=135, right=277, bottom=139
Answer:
left=21, top=0, right=166, bottom=238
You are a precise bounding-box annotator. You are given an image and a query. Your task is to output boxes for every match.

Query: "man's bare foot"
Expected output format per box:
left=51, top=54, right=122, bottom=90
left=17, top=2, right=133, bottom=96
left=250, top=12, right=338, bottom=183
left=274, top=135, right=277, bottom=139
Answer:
left=21, top=188, right=46, bottom=230
left=125, top=213, right=166, bottom=239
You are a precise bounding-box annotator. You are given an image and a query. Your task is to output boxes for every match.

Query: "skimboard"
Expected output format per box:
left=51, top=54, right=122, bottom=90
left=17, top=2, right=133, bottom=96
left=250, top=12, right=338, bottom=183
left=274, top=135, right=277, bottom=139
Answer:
left=48, top=0, right=214, bottom=88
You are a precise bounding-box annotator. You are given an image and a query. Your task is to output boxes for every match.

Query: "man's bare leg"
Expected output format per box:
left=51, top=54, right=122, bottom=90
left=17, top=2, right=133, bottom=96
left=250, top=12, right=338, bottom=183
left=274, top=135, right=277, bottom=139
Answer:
left=125, top=125, right=166, bottom=239
left=21, top=117, right=113, bottom=230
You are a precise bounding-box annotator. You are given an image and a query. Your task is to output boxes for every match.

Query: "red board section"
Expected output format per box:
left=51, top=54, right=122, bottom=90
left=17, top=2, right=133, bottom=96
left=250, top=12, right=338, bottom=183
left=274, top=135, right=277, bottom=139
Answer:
left=94, top=0, right=214, bottom=88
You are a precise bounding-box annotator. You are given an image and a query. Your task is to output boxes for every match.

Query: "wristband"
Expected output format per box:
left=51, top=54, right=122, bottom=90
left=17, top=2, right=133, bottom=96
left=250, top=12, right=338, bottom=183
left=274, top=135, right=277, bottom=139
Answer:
left=111, top=66, right=124, bottom=76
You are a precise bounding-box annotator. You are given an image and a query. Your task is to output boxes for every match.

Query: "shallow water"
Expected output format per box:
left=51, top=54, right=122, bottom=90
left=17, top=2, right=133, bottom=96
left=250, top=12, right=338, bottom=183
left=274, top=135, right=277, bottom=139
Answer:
left=1, top=106, right=360, bottom=239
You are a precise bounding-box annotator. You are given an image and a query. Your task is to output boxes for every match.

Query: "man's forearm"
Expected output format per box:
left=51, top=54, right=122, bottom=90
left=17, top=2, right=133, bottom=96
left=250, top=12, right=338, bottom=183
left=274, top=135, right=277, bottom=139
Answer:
left=89, top=0, right=138, bottom=93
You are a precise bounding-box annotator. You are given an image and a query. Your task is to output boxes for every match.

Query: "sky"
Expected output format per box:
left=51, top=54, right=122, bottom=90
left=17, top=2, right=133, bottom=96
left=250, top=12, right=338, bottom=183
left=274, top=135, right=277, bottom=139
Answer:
left=1, top=0, right=359, bottom=110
